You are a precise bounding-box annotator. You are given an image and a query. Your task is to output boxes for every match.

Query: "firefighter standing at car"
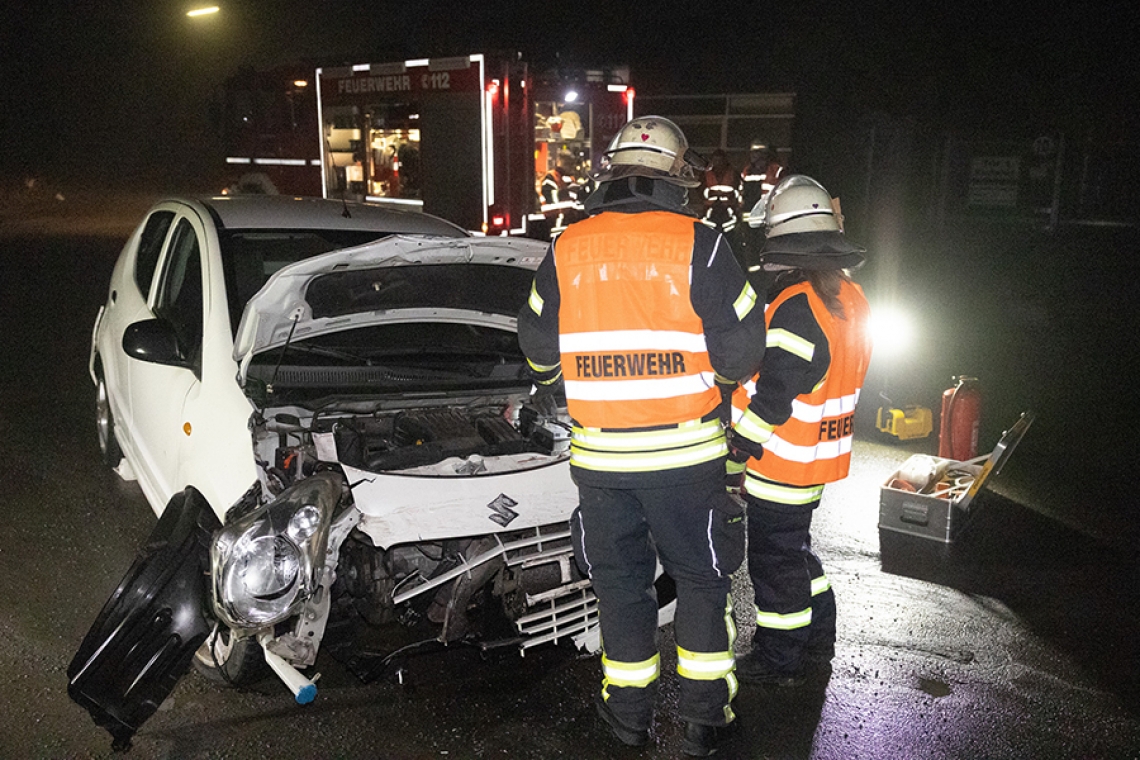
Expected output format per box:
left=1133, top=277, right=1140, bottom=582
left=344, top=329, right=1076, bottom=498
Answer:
left=701, top=149, right=743, bottom=238
left=725, top=175, right=872, bottom=687
left=539, top=150, right=581, bottom=238
left=518, top=116, right=766, bottom=757
left=737, top=139, right=784, bottom=266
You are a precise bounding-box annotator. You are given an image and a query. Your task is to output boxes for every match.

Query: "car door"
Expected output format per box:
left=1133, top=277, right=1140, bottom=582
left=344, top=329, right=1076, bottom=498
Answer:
left=96, top=208, right=176, bottom=458
left=126, top=213, right=207, bottom=511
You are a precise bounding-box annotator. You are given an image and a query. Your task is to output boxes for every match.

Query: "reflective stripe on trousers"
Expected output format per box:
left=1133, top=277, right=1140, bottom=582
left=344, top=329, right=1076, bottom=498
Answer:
left=602, top=652, right=660, bottom=690
left=678, top=594, right=740, bottom=715
left=754, top=571, right=831, bottom=630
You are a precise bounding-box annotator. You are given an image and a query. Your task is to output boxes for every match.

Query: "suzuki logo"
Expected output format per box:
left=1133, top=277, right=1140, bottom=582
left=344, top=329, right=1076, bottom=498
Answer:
left=487, top=494, right=519, bottom=526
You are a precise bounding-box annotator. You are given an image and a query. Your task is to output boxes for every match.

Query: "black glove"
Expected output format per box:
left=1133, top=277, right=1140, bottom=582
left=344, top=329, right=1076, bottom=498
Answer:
left=726, top=428, right=764, bottom=464
left=533, top=393, right=559, bottom=420
left=529, top=376, right=565, bottom=419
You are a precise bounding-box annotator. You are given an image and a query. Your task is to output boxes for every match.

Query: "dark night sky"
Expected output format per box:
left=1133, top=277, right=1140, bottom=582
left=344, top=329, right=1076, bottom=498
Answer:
left=3, top=0, right=1136, bottom=188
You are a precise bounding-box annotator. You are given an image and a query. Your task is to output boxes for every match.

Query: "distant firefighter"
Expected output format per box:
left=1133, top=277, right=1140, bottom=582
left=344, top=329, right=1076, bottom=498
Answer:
left=701, top=149, right=743, bottom=236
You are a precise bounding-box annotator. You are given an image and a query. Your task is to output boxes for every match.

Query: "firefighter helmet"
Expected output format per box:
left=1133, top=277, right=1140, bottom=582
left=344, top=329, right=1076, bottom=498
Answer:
left=592, top=116, right=705, bottom=187
left=555, top=149, right=576, bottom=176
left=749, top=138, right=769, bottom=153
left=757, top=174, right=866, bottom=270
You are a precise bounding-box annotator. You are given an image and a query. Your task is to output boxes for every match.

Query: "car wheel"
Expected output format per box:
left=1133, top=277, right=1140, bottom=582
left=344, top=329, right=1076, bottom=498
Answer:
left=192, top=626, right=268, bottom=686
left=95, top=371, right=123, bottom=467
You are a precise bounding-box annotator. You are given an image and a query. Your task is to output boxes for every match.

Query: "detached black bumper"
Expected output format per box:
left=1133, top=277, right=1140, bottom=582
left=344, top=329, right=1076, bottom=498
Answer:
left=67, top=487, right=220, bottom=750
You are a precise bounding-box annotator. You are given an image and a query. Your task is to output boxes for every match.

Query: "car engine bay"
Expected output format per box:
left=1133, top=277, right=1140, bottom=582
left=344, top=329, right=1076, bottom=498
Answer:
left=234, top=389, right=591, bottom=680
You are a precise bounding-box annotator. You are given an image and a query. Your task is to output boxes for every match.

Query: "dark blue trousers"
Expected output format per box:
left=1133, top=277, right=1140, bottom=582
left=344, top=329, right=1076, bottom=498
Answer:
left=572, top=474, right=743, bottom=728
left=744, top=495, right=836, bottom=674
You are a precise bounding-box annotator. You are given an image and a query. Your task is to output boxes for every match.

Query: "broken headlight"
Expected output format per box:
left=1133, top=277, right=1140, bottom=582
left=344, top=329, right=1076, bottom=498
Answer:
left=210, top=472, right=342, bottom=629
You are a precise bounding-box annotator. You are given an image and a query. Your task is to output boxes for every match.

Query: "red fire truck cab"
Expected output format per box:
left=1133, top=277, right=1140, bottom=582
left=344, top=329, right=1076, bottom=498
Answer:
left=315, top=54, right=633, bottom=236
left=219, top=64, right=323, bottom=198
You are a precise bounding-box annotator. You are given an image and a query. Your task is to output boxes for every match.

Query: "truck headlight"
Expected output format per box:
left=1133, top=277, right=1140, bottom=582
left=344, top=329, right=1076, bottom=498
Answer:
left=211, top=472, right=342, bottom=629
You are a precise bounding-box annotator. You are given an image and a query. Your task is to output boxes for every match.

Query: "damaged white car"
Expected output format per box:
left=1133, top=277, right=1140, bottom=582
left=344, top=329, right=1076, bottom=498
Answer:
left=69, top=196, right=676, bottom=750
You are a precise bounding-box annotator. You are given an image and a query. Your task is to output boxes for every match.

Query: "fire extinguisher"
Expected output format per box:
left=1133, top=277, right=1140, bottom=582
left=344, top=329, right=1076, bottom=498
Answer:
left=939, top=376, right=981, bottom=460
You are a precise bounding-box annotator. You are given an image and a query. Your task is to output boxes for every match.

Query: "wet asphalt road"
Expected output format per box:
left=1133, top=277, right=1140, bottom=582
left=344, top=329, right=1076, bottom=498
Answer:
left=1, top=218, right=1138, bottom=759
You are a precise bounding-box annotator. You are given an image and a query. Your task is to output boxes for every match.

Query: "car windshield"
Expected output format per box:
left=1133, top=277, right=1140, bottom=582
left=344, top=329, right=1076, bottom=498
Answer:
left=220, top=229, right=395, bottom=336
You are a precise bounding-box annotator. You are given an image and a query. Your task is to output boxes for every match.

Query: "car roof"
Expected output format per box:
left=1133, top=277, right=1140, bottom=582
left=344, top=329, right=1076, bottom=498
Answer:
left=181, top=195, right=470, bottom=237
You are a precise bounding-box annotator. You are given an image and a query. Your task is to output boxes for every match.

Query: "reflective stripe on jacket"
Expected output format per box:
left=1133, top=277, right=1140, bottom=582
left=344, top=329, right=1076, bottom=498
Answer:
left=554, top=211, right=725, bottom=472
left=733, top=279, right=872, bottom=485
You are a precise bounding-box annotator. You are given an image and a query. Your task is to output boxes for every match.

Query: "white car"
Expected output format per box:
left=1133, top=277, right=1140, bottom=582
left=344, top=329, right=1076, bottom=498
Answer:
left=68, top=196, right=674, bottom=750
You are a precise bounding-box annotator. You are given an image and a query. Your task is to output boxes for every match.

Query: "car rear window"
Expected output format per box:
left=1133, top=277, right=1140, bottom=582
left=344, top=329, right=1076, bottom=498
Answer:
left=219, top=229, right=391, bottom=335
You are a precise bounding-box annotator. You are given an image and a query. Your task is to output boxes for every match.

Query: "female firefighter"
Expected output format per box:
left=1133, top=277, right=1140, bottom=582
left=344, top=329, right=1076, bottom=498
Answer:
left=726, top=174, right=873, bottom=686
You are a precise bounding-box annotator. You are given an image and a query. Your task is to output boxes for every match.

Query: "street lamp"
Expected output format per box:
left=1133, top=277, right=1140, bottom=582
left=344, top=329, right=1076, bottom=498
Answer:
left=187, top=6, right=220, bottom=17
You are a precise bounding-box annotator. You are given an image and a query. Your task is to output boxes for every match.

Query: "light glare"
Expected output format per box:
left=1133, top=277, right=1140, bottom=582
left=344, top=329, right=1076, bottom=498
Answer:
left=869, top=305, right=914, bottom=357
left=187, top=6, right=220, bottom=17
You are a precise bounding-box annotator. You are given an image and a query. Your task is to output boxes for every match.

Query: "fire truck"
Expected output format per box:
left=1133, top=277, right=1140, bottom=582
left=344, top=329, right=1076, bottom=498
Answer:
left=219, top=55, right=633, bottom=236
left=314, top=54, right=634, bottom=236
left=218, top=63, right=323, bottom=197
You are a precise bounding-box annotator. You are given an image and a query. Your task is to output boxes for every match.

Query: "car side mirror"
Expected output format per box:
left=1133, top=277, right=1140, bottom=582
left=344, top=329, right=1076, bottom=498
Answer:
left=122, top=318, right=193, bottom=369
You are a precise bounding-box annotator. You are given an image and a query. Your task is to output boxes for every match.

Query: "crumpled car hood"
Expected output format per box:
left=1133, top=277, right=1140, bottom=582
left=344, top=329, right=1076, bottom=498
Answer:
left=233, top=234, right=547, bottom=379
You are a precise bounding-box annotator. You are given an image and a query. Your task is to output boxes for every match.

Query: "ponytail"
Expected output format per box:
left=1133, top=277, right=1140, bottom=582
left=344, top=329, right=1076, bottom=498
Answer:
left=771, top=268, right=851, bottom=320
left=808, top=269, right=849, bottom=320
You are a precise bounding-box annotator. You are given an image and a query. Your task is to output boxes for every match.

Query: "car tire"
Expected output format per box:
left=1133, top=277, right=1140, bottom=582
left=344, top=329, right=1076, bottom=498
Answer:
left=95, top=370, right=123, bottom=468
left=192, top=626, right=269, bottom=686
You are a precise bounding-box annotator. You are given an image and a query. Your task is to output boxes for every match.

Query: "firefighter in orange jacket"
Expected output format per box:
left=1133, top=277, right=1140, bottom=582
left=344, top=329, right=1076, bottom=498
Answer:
left=701, top=149, right=742, bottom=236
left=539, top=150, right=581, bottom=238
left=736, top=139, right=784, bottom=265
left=518, top=116, right=766, bottom=757
left=739, top=139, right=783, bottom=220
left=726, top=175, right=873, bottom=686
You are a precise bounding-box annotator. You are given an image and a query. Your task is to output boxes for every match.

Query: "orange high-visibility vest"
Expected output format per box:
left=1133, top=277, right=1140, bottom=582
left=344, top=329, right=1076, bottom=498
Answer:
left=737, top=279, right=871, bottom=485
left=554, top=211, right=725, bottom=472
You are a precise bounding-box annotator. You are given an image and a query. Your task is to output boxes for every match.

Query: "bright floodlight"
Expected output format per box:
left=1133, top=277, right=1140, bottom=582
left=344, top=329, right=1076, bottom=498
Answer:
left=868, top=305, right=914, bottom=358
left=564, top=90, right=579, bottom=103
left=187, top=6, right=220, bottom=17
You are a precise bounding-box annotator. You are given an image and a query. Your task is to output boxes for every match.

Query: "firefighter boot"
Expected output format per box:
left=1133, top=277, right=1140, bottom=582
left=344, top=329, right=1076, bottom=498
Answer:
left=594, top=694, right=649, bottom=747
left=682, top=720, right=737, bottom=757
left=734, top=650, right=806, bottom=687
